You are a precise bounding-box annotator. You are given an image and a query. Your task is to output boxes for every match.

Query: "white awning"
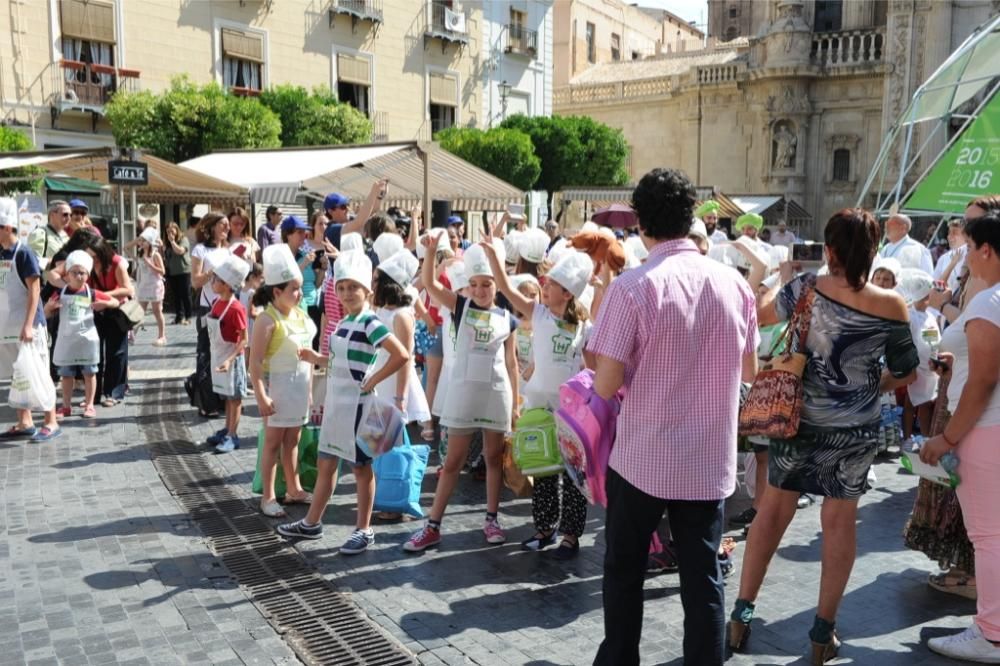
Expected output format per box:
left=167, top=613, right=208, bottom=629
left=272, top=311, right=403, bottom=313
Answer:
left=730, top=195, right=781, bottom=215
left=181, top=144, right=407, bottom=195
left=0, top=151, right=89, bottom=171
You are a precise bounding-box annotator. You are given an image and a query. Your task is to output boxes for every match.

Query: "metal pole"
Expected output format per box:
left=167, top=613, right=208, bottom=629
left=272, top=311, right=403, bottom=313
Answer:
left=420, top=145, right=430, bottom=235
left=117, top=186, right=125, bottom=251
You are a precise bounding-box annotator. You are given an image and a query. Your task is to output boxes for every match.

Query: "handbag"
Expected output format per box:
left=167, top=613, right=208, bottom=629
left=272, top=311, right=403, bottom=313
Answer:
left=111, top=299, right=144, bottom=333
left=738, top=286, right=816, bottom=439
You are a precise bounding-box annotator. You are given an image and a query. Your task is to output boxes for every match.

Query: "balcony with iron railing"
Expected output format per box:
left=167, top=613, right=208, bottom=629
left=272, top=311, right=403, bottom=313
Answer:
left=424, top=2, right=468, bottom=51
left=811, top=28, right=885, bottom=69
left=371, top=111, right=389, bottom=143
left=329, top=0, right=383, bottom=32
left=55, top=59, right=140, bottom=111
left=505, top=24, right=537, bottom=57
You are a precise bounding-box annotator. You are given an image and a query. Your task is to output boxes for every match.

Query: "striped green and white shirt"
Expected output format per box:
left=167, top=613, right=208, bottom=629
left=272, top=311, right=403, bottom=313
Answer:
left=330, top=310, right=390, bottom=383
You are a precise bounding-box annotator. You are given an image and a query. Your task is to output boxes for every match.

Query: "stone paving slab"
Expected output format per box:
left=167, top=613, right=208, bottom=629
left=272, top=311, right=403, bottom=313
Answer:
left=2, top=319, right=981, bottom=665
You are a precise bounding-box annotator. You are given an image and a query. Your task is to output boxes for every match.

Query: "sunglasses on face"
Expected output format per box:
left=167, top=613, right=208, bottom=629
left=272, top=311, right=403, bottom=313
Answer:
left=71, top=210, right=87, bottom=217
left=58, top=212, right=71, bottom=217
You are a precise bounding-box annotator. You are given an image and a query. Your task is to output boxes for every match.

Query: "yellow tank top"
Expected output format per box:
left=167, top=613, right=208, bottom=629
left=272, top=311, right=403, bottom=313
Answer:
left=262, top=303, right=311, bottom=373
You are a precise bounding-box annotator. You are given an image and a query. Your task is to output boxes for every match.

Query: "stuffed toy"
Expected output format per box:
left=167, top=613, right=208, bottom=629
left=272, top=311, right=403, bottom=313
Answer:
left=569, top=228, right=626, bottom=273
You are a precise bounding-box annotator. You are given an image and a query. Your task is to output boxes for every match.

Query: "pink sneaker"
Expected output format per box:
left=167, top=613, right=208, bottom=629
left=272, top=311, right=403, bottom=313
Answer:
left=82, top=405, right=97, bottom=418
left=403, top=525, right=441, bottom=552
left=483, top=518, right=506, bottom=545
left=58, top=407, right=72, bottom=419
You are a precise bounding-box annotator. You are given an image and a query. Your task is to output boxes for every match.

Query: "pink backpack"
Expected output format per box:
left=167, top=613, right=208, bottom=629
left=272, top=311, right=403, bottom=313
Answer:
left=555, top=369, right=623, bottom=507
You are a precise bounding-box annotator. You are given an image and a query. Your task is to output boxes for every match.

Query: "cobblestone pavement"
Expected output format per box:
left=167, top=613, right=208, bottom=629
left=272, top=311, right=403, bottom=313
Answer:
left=1, top=319, right=981, bottom=665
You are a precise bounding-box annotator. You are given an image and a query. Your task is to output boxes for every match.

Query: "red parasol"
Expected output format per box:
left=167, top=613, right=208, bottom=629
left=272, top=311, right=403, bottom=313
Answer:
left=592, top=203, right=637, bottom=229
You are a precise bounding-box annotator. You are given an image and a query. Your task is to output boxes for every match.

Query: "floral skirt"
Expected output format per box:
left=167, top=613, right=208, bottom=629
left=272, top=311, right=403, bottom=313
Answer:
left=901, top=377, right=975, bottom=573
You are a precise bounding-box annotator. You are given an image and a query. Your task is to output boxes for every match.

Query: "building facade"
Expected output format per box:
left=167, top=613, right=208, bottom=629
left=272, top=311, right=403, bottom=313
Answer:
left=553, top=0, right=704, bottom=88
left=0, top=0, right=486, bottom=150
left=554, top=0, right=1000, bottom=236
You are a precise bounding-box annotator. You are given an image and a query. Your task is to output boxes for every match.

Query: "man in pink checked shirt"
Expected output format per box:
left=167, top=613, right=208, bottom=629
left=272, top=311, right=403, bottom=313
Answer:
left=588, top=168, right=759, bottom=666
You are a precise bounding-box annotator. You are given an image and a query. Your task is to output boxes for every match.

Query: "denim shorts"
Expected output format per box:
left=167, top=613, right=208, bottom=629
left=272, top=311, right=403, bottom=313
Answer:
left=318, top=404, right=371, bottom=467
left=216, top=356, right=248, bottom=401
left=425, top=330, right=444, bottom=358
left=57, top=364, right=99, bottom=377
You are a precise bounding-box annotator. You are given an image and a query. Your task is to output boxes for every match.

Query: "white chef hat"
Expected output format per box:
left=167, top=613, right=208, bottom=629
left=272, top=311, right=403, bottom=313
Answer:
left=504, top=230, right=524, bottom=264
left=546, top=237, right=572, bottom=265
left=871, top=256, right=902, bottom=281
left=509, top=274, right=540, bottom=291
left=518, top=228, right=550, bottom=264
left=334, top=249, right=373, bottom=290
left=768, top=244, right=789, bottom=272
left=708, top=243, right=741, bottom=270
left=461, top=243, right=494, bottom=279
left=689, top=219, right=709, bottom=242
left=581, top=221, right=599, bottom=233
left=65, top=250, right=94, bottom=274
left=896, top=268, right=935, bottom=305
left=546, top=251, right=594, bottom=299
left=262, top=244, right=302, bottom=285
left=0, top=197, right=16, bottom=228
left=378, top=249, right=418, bottom=288
left=140, top=227, right=159, bottom=246
left=624, top=235, right=649, bottom=261
left=578, top=284, right=595, bottom=312
left=373, top=232, right=404, bottom=264
left=340, top=232, right=364, bottom=253
left=214, top=254, right=251, bottom=290
left=445, top=261, right=469, bottom=290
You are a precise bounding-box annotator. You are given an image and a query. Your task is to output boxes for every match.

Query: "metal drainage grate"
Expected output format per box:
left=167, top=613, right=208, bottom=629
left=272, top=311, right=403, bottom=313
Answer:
left=140, top=379, right=417, bottom=666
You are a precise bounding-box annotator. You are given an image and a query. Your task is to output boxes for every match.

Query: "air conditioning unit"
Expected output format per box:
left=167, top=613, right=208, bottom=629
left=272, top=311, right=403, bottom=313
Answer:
left=444, top=8, right=466, bottom=33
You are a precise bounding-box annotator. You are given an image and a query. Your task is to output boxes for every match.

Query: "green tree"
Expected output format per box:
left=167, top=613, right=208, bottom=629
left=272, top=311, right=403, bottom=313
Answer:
left=259, top=84, right=372, bottom=147
left=0, top=126, right=42, bottom=195
left=437, top=126, right=541, bottom=192
left=500, top=114, right=630, bottom=212
left=106, top=76, right=282, bottom=162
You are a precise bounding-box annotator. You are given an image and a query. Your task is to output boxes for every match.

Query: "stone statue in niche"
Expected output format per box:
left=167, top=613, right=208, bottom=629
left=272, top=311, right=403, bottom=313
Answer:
left=773, top=123, right=797, bottom=169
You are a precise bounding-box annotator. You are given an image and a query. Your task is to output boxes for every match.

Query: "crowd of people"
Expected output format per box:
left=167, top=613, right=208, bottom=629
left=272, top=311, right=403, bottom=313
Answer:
left=1, top=174, right=999, bottom=665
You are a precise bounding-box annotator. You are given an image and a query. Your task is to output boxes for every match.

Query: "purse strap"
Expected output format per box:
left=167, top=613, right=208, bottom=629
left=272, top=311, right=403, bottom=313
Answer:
left=770, top=285, right=816, bottom=358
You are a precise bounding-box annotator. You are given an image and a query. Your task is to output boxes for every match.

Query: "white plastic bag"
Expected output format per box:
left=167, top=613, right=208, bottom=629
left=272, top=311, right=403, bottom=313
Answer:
left=356, top=395, right=405, bottom=458
left=8, top=341, right=56, bottom=412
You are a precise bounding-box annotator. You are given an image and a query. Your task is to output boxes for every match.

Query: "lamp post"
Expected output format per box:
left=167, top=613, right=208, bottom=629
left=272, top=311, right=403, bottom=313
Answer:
left=498, top=79, right=511, bottom=121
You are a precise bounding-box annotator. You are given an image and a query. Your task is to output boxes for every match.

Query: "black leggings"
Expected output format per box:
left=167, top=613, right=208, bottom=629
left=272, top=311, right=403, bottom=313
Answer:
left=94, top=313, right=129, bottom=401
left=167, top=272, right=193, bottom=322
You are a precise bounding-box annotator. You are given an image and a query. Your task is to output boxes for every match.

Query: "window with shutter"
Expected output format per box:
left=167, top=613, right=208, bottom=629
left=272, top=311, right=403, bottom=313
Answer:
left=220, top=27, right=265, bottom=93
left=60, top=0, right=116, bottom=43
left=429, top=72, right=458, bottom=106
left=337, top=53, right=371, bottom=86
left=832, top=149, right=851, bottom=181
left=221, top=28, right=264, bottom=63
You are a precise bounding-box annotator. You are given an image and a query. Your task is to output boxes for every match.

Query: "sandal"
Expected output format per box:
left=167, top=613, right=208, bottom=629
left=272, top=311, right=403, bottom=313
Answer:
left=375, top=511, right=403, bottom=521
left=283, top=492, right=314, bottom=505
left=101, top=398, right=118, bottom=408
left=520, top=531, right=556, bottom=551
left=420, top=423, right=435, bottom=442
left=928, top=572, right=977, bottom=600
left=260, top=501, right=287, bottom=518
left=552, top=537, right=580, bottom=561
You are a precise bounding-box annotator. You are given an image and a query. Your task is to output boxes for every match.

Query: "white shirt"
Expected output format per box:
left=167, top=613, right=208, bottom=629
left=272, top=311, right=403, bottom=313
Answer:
left=191, top=243, right=231, bottom=309
left=940, top=285, right=1000, bottom=426
left=907, top=307, right=939, bottom=406
left=770, top=230, right=798, bottom=246
left=710, top=229, right=728, bottom=244
left=933, top=246, right=966, bottom=293
left=880, top=236, right=934, bottom=274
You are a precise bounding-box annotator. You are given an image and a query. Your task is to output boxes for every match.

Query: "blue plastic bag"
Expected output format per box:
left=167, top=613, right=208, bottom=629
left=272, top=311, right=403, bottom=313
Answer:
left=373, top=431, right=430, bottom=518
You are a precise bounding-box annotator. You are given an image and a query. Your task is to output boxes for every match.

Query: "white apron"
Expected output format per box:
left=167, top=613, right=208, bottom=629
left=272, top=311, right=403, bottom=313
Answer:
left=319, top=333, right=362, bottom=462
left=209, top=298, right=238, bottom=396
left=440, top=303, right=513, bottom=431
left=522, top=308, right=585, bottom=410
left=373, top=307, right=431, bottom=424
left=430, top=307, right=458, bottom=417
left=53, top=285, right=100, bottom=367
left=0, top=242, right=29, bottom=343
left=264, top=304, right=316, bottom=428
left=136, top=256, right=164, bottom=303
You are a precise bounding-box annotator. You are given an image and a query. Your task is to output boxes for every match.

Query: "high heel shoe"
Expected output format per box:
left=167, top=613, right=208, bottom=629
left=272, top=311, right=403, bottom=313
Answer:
left=810, top=631, right=840, bottom=665
left=727, top=620, right=751, bottom=651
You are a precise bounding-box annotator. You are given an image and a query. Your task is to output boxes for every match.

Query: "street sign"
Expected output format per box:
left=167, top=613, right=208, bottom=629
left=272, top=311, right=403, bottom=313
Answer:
left=905, top=94, right=1000, bottom=214
left=108, top=160, right=149, bottom=186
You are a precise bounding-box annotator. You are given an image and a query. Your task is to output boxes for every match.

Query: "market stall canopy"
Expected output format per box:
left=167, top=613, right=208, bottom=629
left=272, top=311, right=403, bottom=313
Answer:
left=729, top=194, right=812, bottom=228
left=43, top=175, right=104, bottom=194
left=180, top=142, right=524, bottom=211
left=560, top=186, right=744, bottom=220
left=0, top=147, right=248, bottom=205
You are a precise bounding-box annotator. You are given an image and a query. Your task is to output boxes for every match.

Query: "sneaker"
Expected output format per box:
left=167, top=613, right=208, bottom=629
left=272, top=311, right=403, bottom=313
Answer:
left=30, top=427, right=62, bottom=443
left=58, top=406, right=72, bottom=419
left=206, top=428, right=228, bottom=446
left=82, top=406, right=97, bottom=419
left=403, top=525, right=441, bottom=552
left=729, top=507, right=757, bottom=526
left=929, top=624, right=1000, bottom=663
left=276, top=519, right=323, bottom=540
left=339, top=528, right=375, bottom=555
left=483, top=518, right=506, bottom=545
left=797, top=494, right=815, bottom=510
left=214, top=436, right=239, bottom=453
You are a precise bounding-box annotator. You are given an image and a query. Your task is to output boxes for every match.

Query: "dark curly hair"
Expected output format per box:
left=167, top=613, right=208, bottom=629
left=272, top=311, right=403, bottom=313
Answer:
left=824, top=208, right=881, bottom=291
left=630, top=168, right=697, bottom=240
left=373, top=269, right=413, bottom=308
left=965, top=211, right=1000, bottom=257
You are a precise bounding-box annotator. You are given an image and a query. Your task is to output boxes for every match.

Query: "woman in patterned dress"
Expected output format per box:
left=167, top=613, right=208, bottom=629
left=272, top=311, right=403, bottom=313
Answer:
left=728, top=209, right=919, bottom=664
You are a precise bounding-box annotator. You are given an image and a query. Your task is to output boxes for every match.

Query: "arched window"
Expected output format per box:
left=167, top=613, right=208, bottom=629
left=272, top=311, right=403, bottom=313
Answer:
left=833, top=148, right=850, bottom=181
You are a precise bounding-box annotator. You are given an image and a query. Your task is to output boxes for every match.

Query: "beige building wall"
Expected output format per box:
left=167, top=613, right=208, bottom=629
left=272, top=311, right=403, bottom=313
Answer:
left=0, top=0, right=483, bottom=149
left=552, top=0, right=702, bottom=88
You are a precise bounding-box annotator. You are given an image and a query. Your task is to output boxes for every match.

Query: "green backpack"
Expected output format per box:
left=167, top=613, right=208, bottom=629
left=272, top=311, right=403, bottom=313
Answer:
left=513, top=408, right=563, bottom=477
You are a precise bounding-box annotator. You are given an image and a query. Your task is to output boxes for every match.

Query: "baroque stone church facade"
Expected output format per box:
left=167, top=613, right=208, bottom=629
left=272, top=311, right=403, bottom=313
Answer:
left=553, top=0, right=1000, bottom=236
